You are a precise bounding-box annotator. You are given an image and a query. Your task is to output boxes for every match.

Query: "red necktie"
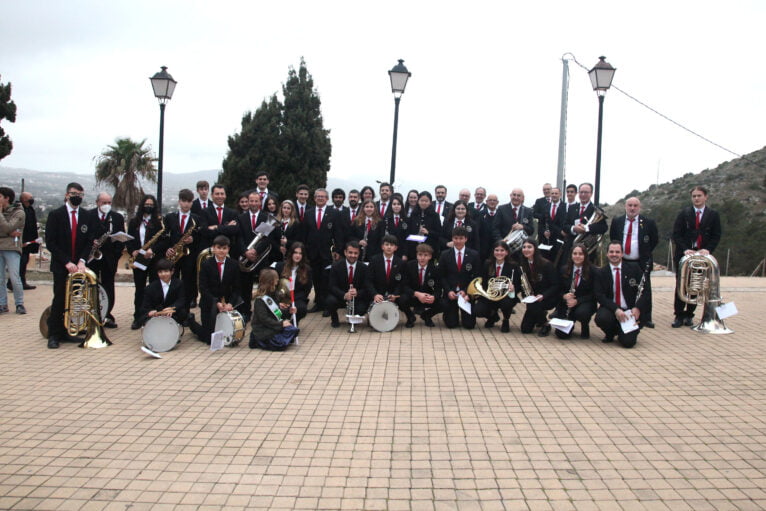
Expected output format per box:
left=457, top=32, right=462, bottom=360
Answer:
left=695, top=210, right=702, bottom=249
left=366, top=219, right=371, bottom=232
left=625, top=219, right=633, bottom=255
left=348, top=264, right=354, bottom=285
left=251, top=213, right=256, bottom=231
left=574, top=269, right=580, bottom=288
left=283, top=221, right=288, bottom=232
left=456, top=251, right=462, bottom=272
left=457, top=220, right=462, bottom=227
left=490, top=211, right=494, bottom=217
left=580, top=205, right=586, bottom=220
left=496, top=265, right=501, bottom=277
left=316, top=208, right=322, bottom=230
left=395, top=216, right=399, bottom=228
left=386, top=259, right=391, bottom=281
left=70, top=210, right=78, bottom=260
left=299, top=206, right=305, bottom=221
left=419, top=266, right=424, bottom=286
left=218, top=261, right=224, bottom=281
left=381, top=203, right=386, bottom=216
left=101, top=213, right=106, bottom=222
left=614, top=267, right=622, bottom=308
left=437, top=202, right=442, bottom=215
left=216, top=207, right=223, bottom=225
left=513, top=207, right=518, bottom=222
left=551, top=203, right=556, bottom=218
left=351, top=209, right=356, bottom=221
left=260, top=192, right=265, bottom=203
left=180, top=214, right=187, bottom=233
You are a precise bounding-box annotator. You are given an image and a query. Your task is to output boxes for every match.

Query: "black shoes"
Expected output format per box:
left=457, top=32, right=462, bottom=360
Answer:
left=309, top=305, right=323, bottom=314
left=104, top=318, right=118, bottom=329
left=47, top=336, right=60, bottom=349
left=671, top=317, right=683, bottom=328
left=130, top=320, right=141, bottom=330
left=500, top=319, right=510, bottom=333
left=405, top=315, right=415, bottom=328
left=644, top=321, right=655, bottom=329
left=15, top=305, right=26, bottom=315
left=322, top=310, right=330, bottom=318
left=683, top=317, right=694, bottom=326
left=602, top=335, right=614, bottom=343
left=538, top=324, right=551, bottom=337
left=484, top=319, right=495, bottom=329
left=423, top=317, right=435, bottom=327
left=580, top=324, right=590, bottom=339
left=330, top=312, right=340, bottom=328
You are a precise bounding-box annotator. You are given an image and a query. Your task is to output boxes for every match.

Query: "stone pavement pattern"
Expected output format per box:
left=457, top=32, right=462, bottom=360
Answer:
left=0, top=276, right=764, bottom=511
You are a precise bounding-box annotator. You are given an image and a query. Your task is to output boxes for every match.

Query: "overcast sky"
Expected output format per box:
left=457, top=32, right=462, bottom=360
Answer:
left=1, top=1, right=764, bottom=204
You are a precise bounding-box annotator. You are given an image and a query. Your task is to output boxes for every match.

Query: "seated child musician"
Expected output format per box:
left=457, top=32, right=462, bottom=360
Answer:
left=249, top=268, right=300, bottom=350
left=138, top=258, right=188, bottom=326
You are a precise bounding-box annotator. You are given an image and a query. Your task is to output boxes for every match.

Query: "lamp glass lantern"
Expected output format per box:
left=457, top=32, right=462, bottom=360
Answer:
left=150, top=66, right=177, bottom=104
left=588, top=56, right=616, bottom=96
left=388, top=59, right=411, bottom=98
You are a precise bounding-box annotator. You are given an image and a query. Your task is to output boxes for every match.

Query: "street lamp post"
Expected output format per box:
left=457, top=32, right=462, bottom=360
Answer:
left=588, top=56, right=615, bottom=206
left=149, top=66, right=177, bottom=212
left=388, top=59, right=411, bottom=187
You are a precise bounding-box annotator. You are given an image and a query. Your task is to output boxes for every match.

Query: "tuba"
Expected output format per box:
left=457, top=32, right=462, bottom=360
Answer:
left=196, top=246, right=215, bottom=291
left=64, top=269, right=112, bottom=348
left=238, top=215, right=278, bottom=272
left=467, top=276, right=514, bottom=301
left=572, top=206, right=607, bottom=255
left=677, top=252, right=733, bottom=334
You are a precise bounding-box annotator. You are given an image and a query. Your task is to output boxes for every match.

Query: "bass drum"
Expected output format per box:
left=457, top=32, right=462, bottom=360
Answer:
left=142, top=316, right=183, bottom=353
left=38, top=286, right=109, bottom=339
left=215, top=310, right=246, bottom=346
left=367, top=301, right=400, bottom=332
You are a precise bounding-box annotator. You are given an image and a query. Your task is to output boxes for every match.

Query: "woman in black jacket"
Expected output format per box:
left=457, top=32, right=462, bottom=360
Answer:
left=406, top=191, right=442, bottom=260
left=551, top=244, right=597, bottom=339
left=473, top=240, right=521, bottom=333
left=518, top=239, right=558, bottom=336
left=127, top=194, right=166, bottom=329
left=441, top=199, right=480, bottom=252
left=382, top=195, right=409, bottom=260
left=274, top=241, right=312, bottom=324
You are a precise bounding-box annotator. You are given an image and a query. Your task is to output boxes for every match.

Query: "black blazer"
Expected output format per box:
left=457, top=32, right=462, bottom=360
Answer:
left=191, top=198, right=214, bottom=217
left=594, top=261, right=648, bottom=313
left=198, top=256, right=241, bottom=308
left=22, top=204, right=39, bottom=244
left=273, top=219, right=303, bottom=258
left=407, top=209, right=442, bottom=259
left=303, top=206, right=343, bottom=265
left=369, top=253, right=405, bottom=296
left=88, top=208, right=125, bottom=264
left=565, top=202, right=608, bottom=237
left=537, top=200, right=568, bottom=245
left=45, top=205, right=94, bottom=273
left=401, top=260, right=442, bottom=300
left=440, top=218, right=480, bottom=253
left=492, top=204, right=535, bottom=241
left=347, top=218, right=383, bottom=262
left=478, top=209, right=500, bottom=260
left=520, top=259, right=558, bottom=300
left=202, top=205, right=240, bottom=251
left=433, top=200, right=452, bottom=220
left=467, top=202, right=486, bottom=220
left=381, top=214, right=409, bottom=258
left=126, top=215, right=165, bottom=258
left=555, top=265, right=596, bottom=313
left=438, top=247, right=481, bottom=293
left=328, top=259, right=375, bottom=304
left=237, top=210, right=270, bottom=254
left=275, top=262, right=313, bottom=304
left=671, top=206, right=721, bottom=263
left=374, top=200, right=392, bottom=218
left=610, top=214, right=659, bottom=266
left=138, top=278, right=187, bottom=323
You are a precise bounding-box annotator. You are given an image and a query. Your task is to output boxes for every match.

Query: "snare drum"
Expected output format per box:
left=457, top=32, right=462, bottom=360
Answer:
left=215, top=310, right=246, bottom=346
left=367, top=301, right=400, bottom=332
left=142, top=316, right=183, bottom=353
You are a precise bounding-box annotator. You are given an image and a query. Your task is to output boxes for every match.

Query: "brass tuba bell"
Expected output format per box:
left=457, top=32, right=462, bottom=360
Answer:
left=677, top=252, right=733, bottom=334
left=63, top=269, right=112, bottom=348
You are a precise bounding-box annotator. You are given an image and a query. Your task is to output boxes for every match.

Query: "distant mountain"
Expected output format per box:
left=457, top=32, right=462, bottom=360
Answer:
left=603, top=146, right=766, bottom=275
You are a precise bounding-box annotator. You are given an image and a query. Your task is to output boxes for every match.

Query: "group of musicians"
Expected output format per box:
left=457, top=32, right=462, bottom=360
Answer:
left=41, top=175, right=722, bottom=350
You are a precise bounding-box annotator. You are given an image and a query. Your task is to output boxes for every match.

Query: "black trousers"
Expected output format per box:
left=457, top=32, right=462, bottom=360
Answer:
left=403, top=295, right=442, bottom=320
left=474, top=296, right=517, bottom=321
left=174, top=253, right=198, bottom=307
left=552, top=302, right=596, bottom=339
left=441, top=297, right=476, bottom=329
left=520, top=296, right=557, bottom=333
left=310, top=261, right=331, bottom=309
left=239, top=269, right=256, bottom=317
left=326, top=293, right=369, bottom=322
left=88, top=257, right=117, bottom=319
left=47, top=270, right=68, bottom=338
left=595, top=307, right=639, bottom=348
left=132, top=266, right=157, bottom=320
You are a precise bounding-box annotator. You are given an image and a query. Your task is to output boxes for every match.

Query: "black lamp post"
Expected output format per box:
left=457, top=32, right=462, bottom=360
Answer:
left=388, top=59, right=411, bottom=186
left=150, top=66, right=177, bottom=212
left=588, top=56, right=615, bottom=206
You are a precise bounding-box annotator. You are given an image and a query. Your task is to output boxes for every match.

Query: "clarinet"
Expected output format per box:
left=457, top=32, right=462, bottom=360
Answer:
left=566, top=269, right=577, bottom=319
left=635, top=259, right=652, bottom=304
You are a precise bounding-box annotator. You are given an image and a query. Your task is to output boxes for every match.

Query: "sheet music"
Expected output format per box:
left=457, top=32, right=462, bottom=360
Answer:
left=210, top=331, right=225, bottom=351
left=619, top=310, right=639, bottom=334
left=550, top=317, right=574, bottom=334
left=109, top=231, right=134, bottom=242
left=457, top=294, right=472, bottom=314
left=716, top=302, right=738, bottom=319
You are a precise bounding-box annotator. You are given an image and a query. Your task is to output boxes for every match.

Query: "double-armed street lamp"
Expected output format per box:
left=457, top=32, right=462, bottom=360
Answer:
left=388, top=59, right=411, bottom=187
left=588, top=56, right=616, bottom=206
left=150, top=66, right=177, bottom=212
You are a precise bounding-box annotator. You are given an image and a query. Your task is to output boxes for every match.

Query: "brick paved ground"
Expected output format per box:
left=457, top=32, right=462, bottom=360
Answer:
left=0, top=276, right=764, bottom=511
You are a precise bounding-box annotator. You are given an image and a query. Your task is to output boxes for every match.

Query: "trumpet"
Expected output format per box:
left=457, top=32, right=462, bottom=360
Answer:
left=345, top=284, right=365, bottom=332
left=519, top=267, right=534, bottom=299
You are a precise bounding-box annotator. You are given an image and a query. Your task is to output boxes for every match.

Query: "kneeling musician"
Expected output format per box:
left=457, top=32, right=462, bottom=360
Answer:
left=369, top=235, right=413, bottom=327
left=473, top=240, right=521, bottom=333
left=401, top=243, right=442, bottom=327
left=138, top=258, right=188, bottom=326
left=326, top=240, right=375, bottom=328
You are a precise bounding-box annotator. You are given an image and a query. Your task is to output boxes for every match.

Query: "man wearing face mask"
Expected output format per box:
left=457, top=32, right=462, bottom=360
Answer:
left=87, top=192, right=125, bottom=328
left=45, top=183, right=94, bottom=349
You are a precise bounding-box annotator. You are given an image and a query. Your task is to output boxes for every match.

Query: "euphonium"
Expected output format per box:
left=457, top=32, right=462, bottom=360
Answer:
left=238, top=215, right=278, bottom=272
left=64, top=268, right=112, bottom=348
left=677, top=252, right=733, bottom=334
left=467, top=276, right=513, bottom=301
left=572, top=206, right=607, bottom=255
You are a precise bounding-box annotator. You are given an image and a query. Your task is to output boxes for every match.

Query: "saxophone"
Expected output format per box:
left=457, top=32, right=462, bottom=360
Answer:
left=87, top=219, right=112, bottom=263
left=168, top=218, right=198, bottom=264
left=128, top=217, right=166, bottom=267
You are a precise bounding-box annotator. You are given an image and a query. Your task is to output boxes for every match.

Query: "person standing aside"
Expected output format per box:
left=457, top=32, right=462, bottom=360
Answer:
left=563, top=182, right=607, bottom=265
left=671, top=185, right=722, bottom=328
left=610, top=197, right=658, bottom=328
left=87, top=192, right=125, bottom=328
left=0, top=187, right=26, bottom=315
left=44, top=183, right=93, bottom=348
left=7, top=192, right=38, bottom=290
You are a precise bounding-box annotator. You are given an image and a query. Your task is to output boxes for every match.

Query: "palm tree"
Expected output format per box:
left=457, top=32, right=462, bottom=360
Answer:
left=95, top=138, right=157, bottom=221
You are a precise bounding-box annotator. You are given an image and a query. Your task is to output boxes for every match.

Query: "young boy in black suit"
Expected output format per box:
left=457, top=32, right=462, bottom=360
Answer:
left=401, top=243, right=443, bottom=327
left=438, top=226, right=480, bottom=329
left=138, top=258, right=188, bottom=326
left=369, top=234, right=414, bottom=327
left=189, top=235, right=242, bottom=344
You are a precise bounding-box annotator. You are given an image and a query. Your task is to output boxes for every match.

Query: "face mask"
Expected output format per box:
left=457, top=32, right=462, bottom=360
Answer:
left=99, top=204, right=111, bottom=215
left=143, top=206, right=155, bottom=215
left=27, top=199, right=34, bottom=206
left=69, top=195, right=83, bottom=207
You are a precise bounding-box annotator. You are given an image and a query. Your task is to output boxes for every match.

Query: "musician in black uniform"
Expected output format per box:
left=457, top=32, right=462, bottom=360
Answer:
left=237, top=191, right=270, bottom=321
left=326, top=240, right=375, bottom=328
left=369, top=235, right=413, bottom=327
left=491, top=188, right=535, bottom=249
left=401, top=243, right=442, bottom=327
left=375, top=182, right=393, bottom=218
left=381, top=195, right=408, bottom=259
left=532, top=182, right=552, bottom=224
left=610, top=197, right=658, bottom=328
left=348, top=200, right=383, bottom=263
left=551, top=244, right=597, bottom=339
left=563, top=182, right=608, bottom=265
left=478, top=194, right=500, bottom=261
left=274, top=200, right=303, bottom=260
left=275, top=241, right=312, bottom=324
left=87, top=192, right=125, bottom=328
left=538, top=187, right=567, bottom=263
left=594, top=241, right=648, bottom=348
left=671, top=185, right=722, bottom=328
left=127, top=195, right=165, bottom=330
left=304, top=188, right=343, bottom=313
left=295, top=184, right=311, bottom=224
left=473, top=240, right=521, bottom=333
left=406, top=191, right=441, bottom=260
left=441, top=200, right=480, bottom=253
left=189, top=235, right=243, bottom=344
left=254, top=171, right=278, bottom=203
left=467, top=187, right=487, bottom=219
left=439, top=226, right=480, bottom=329
left=137, top=258, right=188, bottom=326
left=518, top=239, right=558, bottom=336
left=433, top=185, right=452, bottom=223
left=202, top=184, right=239, bottom=254
left=191, top=180, right=214, bottom=216
left=161, top=188, right=204, bottom=311
left=45, top=183, right=94, bottom=349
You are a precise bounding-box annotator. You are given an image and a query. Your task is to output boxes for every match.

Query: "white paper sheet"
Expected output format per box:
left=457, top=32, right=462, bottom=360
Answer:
left=406, top=234, right=427, bottom=243
left=538, top=244, right=553, bottom=251
left=458, top=294, right=472, bottom=314
left=210, top=331, right=225, bottom=351
left=140, top=346, right=162, bottom=358
left=550, top=317, right=574, bottom=334
left=619, top=310, right=639, bottom=334
left=716, top=302, right=738, bottom=319
left=109, top=231, right=134, bottom=242
left=132, top=261, right=147, bottom=271
left=522, top=295, right=538, bottom=304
